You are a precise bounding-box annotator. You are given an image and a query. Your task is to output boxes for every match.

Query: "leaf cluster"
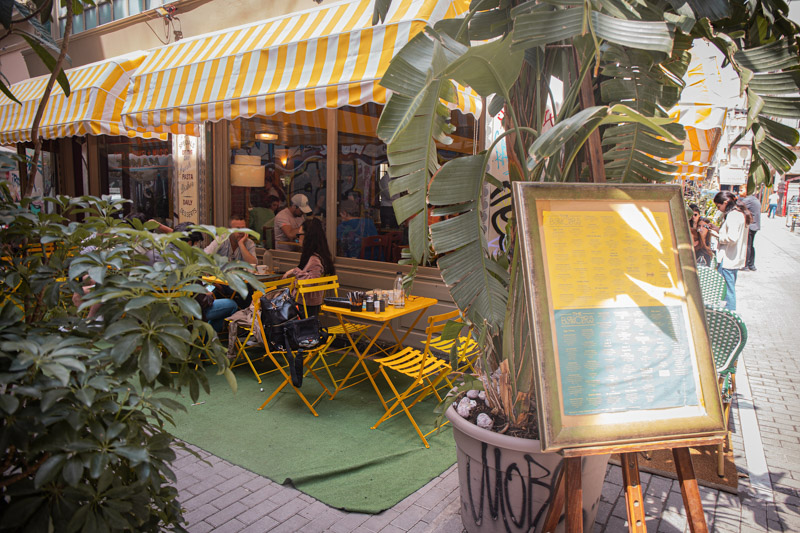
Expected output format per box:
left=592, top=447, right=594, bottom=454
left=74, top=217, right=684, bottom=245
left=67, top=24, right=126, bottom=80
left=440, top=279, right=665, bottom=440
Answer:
left=0, top=188, right=254, bottom=531
left=375, top=0, right=800, bottom=429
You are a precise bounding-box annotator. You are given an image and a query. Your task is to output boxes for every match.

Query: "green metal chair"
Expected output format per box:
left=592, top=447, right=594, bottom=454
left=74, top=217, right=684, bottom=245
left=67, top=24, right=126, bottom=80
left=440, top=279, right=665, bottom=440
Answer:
left=697, top=264, right=726, bottom=307
left=705, top=304, right=748, bottom=476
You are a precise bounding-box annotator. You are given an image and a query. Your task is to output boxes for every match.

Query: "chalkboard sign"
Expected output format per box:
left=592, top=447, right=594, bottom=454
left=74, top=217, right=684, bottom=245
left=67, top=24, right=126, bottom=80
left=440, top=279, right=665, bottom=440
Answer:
left=513, top=183, right=725, bottom=452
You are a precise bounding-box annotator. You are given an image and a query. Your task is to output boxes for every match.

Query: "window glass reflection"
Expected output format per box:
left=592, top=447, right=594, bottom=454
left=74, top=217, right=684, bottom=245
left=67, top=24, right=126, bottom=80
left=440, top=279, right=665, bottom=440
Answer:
left=228, top=111, right=327, bottom=251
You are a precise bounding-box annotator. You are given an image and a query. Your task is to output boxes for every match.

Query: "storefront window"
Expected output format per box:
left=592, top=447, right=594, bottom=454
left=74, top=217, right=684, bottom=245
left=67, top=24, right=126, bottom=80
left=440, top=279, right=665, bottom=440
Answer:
left=336, top=104, right=477, bottom=264
left=98, top=136, right=173, bottom=221
left=8, top=146, right=59, bottom=213
left=336, top=104, right=391, bottom=261
left=229, top=111, right=328, bottom=250
left=226, top=105, right=476, bottom=262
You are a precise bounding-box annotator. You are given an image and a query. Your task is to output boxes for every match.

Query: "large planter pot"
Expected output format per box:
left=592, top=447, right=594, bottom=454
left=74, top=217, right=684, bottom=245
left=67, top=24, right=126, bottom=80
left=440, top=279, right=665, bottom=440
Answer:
left=447, top=405, right=609, bottom=533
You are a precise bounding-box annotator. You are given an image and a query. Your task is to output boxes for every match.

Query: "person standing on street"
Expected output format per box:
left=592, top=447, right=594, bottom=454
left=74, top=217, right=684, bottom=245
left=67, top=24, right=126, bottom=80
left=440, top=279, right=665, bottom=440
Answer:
left=711, top=191, right=751, bottom=311
left=768, top=190, right=780, bottom=218
left=739, top=190, right=761, bottom=271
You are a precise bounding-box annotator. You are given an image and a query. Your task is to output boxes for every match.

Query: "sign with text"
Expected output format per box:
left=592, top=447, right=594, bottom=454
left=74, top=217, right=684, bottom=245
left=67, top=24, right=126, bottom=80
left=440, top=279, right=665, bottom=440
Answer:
left=513, top=183, right=725, bottom=452
left=175, top=134, right=199, bottom=223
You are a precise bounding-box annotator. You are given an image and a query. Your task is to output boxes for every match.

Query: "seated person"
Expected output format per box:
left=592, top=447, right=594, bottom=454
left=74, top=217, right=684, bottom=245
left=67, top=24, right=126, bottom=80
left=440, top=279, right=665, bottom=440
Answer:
left=282, top=218, right=335, bottom=317
left=274, top=194, right=311, bottom=250
left=204, top=215, right=258, bottom=308
left=204, top=214, right=257, bottom=264
left=173, top=222, right=238, bottom=332
left=336, top=199, right=378, bottom=258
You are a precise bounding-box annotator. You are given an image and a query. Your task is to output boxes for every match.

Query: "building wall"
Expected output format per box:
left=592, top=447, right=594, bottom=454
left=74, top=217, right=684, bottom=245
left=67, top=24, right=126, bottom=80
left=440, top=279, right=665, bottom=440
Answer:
left=0, top=47, right=30, bottom=85
left=23, top=0, right=325, bottom=75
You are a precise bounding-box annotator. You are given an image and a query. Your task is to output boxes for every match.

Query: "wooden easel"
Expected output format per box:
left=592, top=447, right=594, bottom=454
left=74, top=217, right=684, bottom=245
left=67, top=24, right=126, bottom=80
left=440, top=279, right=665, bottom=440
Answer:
left=542, top=435, right=726, bottom=533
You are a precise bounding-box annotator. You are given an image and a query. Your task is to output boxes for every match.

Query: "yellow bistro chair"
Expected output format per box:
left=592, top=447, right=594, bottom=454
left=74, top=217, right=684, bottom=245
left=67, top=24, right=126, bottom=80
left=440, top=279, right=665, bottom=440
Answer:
left=254, top=290, right=336, bottom=417
left=228, top=278, right=295, bottom=382
left=426, top=310, right=479, bottom=374
left=370, top=311, right=456, bottom=448
left=296, top=275, right=370, bottom=363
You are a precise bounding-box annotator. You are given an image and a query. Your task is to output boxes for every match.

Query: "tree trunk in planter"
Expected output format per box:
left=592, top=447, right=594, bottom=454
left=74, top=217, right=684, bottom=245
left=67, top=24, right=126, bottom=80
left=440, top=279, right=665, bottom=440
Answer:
left=447, top=406, right=609, bottom=533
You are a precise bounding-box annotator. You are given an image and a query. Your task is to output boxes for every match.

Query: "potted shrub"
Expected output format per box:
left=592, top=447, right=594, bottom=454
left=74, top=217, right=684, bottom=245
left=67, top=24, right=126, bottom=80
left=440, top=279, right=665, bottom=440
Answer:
left=375, top=1, right=799, bottom=531
left=0, top=191, right=261, bottom=531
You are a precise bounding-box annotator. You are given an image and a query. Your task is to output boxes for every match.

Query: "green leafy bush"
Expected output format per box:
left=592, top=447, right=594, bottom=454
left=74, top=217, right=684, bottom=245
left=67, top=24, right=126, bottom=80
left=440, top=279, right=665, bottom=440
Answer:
left=0, top=190, right=259, bottom=532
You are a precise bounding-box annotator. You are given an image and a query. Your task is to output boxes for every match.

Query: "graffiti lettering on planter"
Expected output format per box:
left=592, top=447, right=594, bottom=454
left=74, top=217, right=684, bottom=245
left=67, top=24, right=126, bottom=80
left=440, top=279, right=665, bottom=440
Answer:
left=464, top=442, right=561, bottom=533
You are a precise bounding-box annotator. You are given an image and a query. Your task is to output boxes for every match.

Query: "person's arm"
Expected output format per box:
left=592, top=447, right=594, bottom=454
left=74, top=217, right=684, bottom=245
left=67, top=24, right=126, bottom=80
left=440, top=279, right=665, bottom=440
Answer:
left=238, top=236, right=257, bottom=265
left=291, top=255, right=323, bottom=280
left=281, top=223, right=301, bottom=241
left=149, top=220, right=173, bottom=233
left=203, top=237, right=222, bottom=255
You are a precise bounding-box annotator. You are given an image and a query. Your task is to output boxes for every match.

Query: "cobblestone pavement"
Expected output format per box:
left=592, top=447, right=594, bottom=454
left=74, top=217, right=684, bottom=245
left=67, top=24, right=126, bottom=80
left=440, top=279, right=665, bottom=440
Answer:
left=172, top=216, right=800, bottom=532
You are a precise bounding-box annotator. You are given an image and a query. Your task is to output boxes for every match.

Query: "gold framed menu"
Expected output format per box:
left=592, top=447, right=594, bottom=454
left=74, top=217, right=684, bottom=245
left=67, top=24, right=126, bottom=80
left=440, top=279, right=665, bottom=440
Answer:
left=512, top=183, right=725, bottom=452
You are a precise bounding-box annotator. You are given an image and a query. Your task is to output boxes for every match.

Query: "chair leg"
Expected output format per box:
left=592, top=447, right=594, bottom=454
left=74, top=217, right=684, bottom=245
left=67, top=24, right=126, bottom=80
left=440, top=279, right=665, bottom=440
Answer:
left=718, top=399, right=732, bottom=477
left=371, top=370, right=450, bottom=449
left=257, top=351, right=320, bottom=417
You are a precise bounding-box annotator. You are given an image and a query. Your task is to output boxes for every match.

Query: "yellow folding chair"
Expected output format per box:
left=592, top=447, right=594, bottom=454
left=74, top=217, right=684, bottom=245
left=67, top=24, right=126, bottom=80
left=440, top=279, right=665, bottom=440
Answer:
left=228, top=278, right=295, bottom=382
left=370, top=311, right=456, bottom=448
left=426, top=310, right=479, bottom=374
left=296, top=275, right=370, bottom=363
left=255, top=290, right=336, bottom=417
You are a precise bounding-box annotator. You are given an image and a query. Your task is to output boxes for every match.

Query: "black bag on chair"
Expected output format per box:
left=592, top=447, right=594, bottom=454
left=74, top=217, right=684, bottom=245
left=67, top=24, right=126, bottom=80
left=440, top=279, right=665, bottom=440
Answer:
left=259, top=290, right=327, bottom=388
left=260, top=288, right=299, bottom=327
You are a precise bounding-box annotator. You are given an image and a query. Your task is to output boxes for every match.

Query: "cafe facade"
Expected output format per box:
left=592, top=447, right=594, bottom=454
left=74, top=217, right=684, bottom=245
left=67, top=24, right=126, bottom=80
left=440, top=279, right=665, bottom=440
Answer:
left=0, top=0, right=484, bottom=340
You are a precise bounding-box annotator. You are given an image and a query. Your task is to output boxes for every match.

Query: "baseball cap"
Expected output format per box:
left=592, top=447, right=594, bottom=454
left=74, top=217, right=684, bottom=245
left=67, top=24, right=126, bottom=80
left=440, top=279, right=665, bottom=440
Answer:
left=291, top=193, right=312, bottom=214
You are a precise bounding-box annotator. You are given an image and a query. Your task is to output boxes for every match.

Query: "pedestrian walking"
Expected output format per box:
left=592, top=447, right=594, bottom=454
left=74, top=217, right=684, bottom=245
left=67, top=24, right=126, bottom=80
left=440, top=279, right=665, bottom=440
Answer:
left=768, top=190, right=779, bottom=218
left=739, top=190, right=761, bottom=271
left=711, top=191, right=751, bottom=311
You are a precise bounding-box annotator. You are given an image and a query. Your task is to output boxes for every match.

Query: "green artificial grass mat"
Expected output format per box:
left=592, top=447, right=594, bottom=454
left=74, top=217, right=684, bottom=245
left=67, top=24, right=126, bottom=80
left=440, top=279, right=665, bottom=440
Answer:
left=169, top=357, right=456, bottom=514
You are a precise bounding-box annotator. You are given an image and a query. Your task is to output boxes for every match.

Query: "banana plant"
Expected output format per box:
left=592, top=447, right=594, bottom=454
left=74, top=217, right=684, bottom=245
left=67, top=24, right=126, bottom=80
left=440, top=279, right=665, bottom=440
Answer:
left=376, top=0, right=800, bottom=428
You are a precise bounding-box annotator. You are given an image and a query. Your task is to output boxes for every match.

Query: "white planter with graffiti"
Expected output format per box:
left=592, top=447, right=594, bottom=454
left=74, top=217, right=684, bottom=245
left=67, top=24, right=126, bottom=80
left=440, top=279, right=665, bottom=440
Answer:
left=447, top=405, right=609, bottom=533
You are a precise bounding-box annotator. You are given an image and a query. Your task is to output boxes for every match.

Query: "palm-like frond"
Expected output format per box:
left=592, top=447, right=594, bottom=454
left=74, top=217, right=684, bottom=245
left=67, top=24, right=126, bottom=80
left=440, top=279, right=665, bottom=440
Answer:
left=599, top=42, right=687, bottom=183
left=428, top=155, right=509, bottom=330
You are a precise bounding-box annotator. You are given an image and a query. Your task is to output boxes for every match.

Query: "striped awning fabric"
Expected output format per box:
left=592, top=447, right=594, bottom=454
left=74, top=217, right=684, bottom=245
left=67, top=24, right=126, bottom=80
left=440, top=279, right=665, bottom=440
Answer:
left=122, top=0, right=479, bottom=136
left=0, top=51, right=162, bottom=144
left=665, top=105, right=726, bottom=181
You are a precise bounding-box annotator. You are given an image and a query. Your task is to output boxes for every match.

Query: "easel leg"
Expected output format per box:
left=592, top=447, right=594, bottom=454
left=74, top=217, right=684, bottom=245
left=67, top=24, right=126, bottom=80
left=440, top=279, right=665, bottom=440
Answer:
left=565, top=457, right=583, bottom=533
left=619, top=452, right=647, bottom=532
left=672, top=447, right=708, bottom=533
left=542, top=466, right=565, bottom=533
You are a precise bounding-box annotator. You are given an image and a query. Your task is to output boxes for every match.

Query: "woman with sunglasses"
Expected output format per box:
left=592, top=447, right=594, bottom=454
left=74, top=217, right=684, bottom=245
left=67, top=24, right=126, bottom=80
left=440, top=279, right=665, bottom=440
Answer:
left=710, top=191, right=751, bottom=310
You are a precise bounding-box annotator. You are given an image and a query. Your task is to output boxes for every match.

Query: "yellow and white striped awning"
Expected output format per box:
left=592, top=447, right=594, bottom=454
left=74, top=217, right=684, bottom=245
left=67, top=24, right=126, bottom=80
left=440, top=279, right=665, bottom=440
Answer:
left=0, top=51, right=163, bottom=144
left=664, top=105, right=726, bottom=181
left=122, top=0, right=479, bottom=136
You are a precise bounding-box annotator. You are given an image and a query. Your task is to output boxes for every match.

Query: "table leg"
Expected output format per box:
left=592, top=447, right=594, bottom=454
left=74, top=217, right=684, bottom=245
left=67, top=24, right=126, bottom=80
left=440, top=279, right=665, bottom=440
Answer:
left=329, top=314, right=388, bottom=401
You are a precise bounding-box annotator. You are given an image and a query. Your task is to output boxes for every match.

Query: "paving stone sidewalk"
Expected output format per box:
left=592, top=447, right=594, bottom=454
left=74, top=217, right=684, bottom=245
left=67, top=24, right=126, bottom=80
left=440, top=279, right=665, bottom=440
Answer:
left=172, top=216, right=800, bottom=532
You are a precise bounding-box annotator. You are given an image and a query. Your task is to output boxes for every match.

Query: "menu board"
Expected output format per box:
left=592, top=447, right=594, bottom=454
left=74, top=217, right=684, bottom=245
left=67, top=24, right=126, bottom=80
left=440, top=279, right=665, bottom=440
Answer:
left=513, top=184, right=725, bottom=452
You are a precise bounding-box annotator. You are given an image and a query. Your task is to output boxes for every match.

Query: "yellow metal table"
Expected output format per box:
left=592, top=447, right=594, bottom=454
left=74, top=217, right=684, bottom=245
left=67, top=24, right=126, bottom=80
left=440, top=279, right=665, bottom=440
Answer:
left=321, top=295, right=438, bottom=405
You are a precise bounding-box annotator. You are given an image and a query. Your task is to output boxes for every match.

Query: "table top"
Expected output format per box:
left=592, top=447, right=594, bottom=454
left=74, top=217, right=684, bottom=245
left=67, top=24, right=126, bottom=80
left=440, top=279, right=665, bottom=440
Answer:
left=321, top=295, right=437, bottom=322
left=202, top=272, right=286, bottom=285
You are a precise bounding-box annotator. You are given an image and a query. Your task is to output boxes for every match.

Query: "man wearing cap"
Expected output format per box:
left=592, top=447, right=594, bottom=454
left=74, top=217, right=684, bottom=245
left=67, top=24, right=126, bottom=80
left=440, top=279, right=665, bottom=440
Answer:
left=274, top=194, right=311, bottom=250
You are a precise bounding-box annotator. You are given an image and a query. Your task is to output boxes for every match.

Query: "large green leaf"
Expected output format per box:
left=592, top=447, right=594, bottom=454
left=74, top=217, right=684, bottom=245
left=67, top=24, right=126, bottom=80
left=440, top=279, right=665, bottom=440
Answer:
left=378, top=30, right=521, bottom=265
left=734, top=39, right=798, bottom=73
left=0, top=78, right=20, bottom=104
left=17, top=31, right=70, bottom=97
left=512, top=6, right=674, bottom=54
left=446, top=36, right=524, bottom=99
left=428, top=154, right=508, bottom=329
left=599, top=39, right=687, bottom=183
